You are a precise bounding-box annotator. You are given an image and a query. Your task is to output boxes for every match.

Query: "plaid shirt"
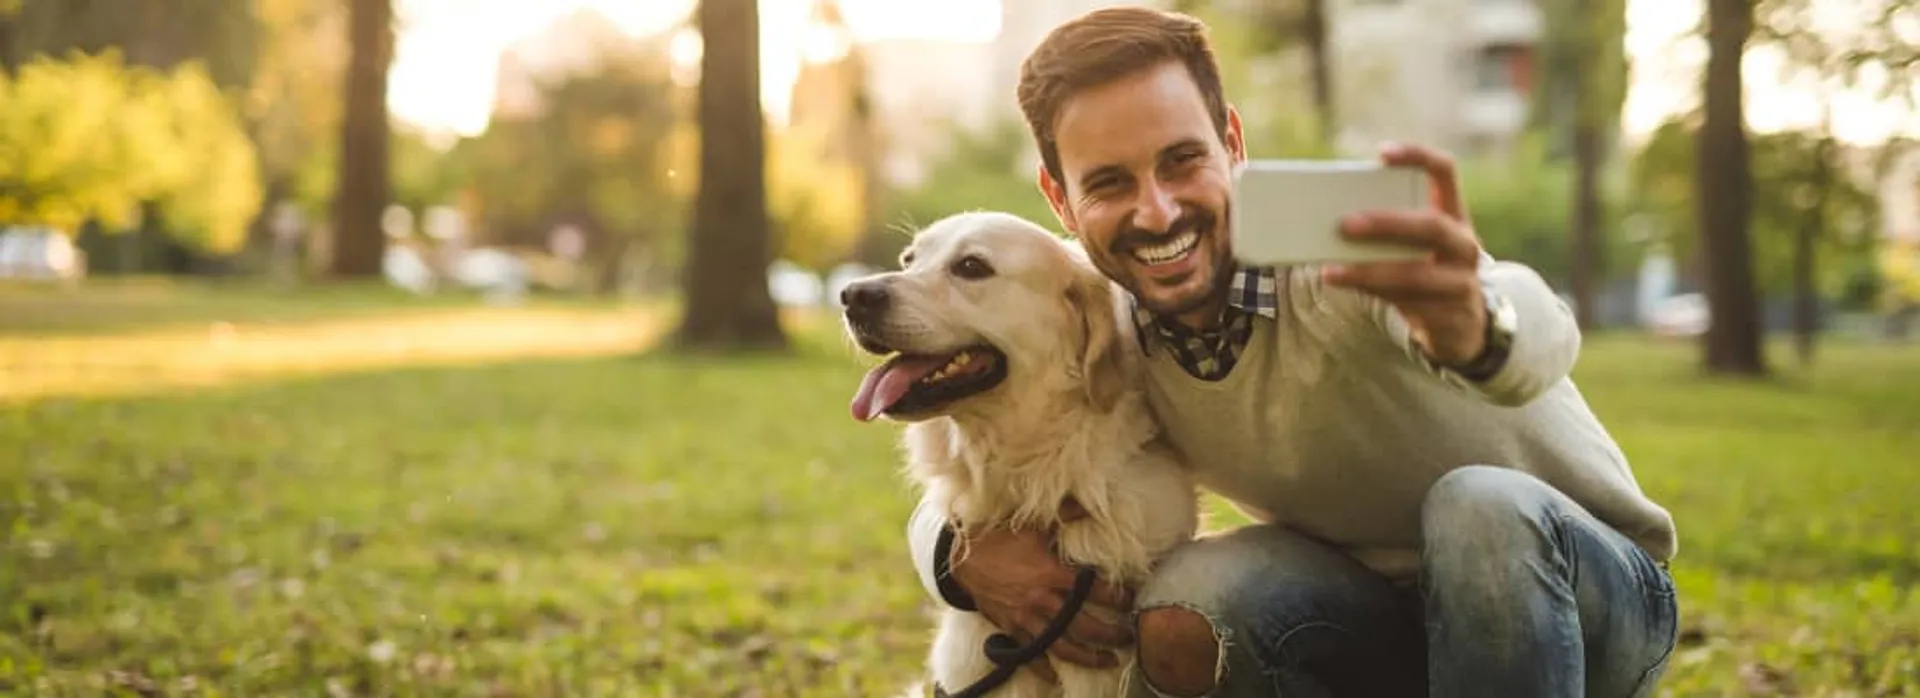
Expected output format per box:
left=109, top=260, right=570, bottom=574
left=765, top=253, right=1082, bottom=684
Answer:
left=1132, top=266, right=1280, bottom=381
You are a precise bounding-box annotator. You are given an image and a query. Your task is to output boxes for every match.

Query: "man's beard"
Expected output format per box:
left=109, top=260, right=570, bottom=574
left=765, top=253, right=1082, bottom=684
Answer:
left=1108, top=204, right=1234, bottom=318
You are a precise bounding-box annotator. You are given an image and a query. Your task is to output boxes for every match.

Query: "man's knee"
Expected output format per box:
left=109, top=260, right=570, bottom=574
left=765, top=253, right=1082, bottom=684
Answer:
left=1135, top=605, right=1225, bottom=698
left=1422, top=465, right=1575, bottom=592
left=1423, top=466, right=1558, bottom=548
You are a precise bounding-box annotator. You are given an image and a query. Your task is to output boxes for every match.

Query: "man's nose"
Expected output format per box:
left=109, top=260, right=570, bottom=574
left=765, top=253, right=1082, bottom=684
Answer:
left=840, top=279, right=890, bottom=321
left=1134, top=182, right=1180, bottom=232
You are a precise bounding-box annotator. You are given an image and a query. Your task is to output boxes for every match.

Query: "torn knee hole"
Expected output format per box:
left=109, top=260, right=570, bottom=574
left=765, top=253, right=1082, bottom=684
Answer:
left=1136, top=606, right=1224, bottom=697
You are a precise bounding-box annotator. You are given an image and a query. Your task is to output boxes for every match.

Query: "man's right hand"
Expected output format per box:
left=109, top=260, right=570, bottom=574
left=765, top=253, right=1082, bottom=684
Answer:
left=947, top=517, right=1137, bottom=681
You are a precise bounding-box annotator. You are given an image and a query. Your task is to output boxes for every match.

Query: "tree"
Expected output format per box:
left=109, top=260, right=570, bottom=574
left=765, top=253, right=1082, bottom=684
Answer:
left=1629, top=116, right=1882, bottom=331
left=445, top=34, right=685, bottom=292
left=242, top=0, right=349, bottom=256
left=1696, top=0, right=1766, bottom=376
left=1536, top=0, right=1628, bottom=330
left=328, top=0, right=392, bottom=278
left=676, top=0, right=786, bottom=351
left=0, top=52, right=261, bottom=257
left=1299, top=0, right=1333, bottom=148
left=1753, top=0, right=1917, bottom=363
left=0, top=0, right=260, bottom=88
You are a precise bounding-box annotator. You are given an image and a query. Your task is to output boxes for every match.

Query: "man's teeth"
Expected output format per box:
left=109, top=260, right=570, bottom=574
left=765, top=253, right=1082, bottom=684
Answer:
left=1132, top=231, right=1200, bottom=265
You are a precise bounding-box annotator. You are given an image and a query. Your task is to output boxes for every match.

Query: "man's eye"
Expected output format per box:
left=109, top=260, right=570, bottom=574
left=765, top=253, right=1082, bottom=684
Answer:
left=950, top=255, right=994, bottom=280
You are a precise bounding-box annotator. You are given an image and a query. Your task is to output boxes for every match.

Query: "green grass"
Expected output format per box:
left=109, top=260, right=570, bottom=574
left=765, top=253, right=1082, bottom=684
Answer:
left=2, top=284, right=1918, bottom=696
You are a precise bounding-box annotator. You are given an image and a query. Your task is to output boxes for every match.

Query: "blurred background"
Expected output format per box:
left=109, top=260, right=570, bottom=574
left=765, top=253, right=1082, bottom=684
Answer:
left=1, top=0, right=1916, bottom=695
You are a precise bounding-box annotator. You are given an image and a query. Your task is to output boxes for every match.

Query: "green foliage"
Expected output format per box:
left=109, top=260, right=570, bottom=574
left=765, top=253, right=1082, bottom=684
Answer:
left=1456, top=132, right=1639, bottom=287
left=1627, top=116, right=1884, bottom=297
left=1534, top=0, right=1630, bottom=140
left=1180, top=2, right=1332, bottom=158
left=245, top=0, right=350, bottom=212
left=446, top=38, right=682, bottom=263
left=888, top=120, right=1064, bottom=241
left=767, top=121, right=866, bottom=272
left=1879, top=241, right=1920, bottom=309
left=1757, top=0, right=1919, bottom=106
left=0, top=51, right=262, bottom=255
left=389, top=128, right=464, bottom=213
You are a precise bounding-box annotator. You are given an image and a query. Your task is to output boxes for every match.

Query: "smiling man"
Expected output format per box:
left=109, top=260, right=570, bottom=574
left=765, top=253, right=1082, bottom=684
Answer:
left=901, top=6, right=1681, bottom=698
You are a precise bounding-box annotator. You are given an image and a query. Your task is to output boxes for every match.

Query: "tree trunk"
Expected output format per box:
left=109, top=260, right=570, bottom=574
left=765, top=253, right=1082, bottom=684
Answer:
left=1792, top=194, right=1817, bottom=367
left=328, top=0, right=392, bottom=278
left=0, top=10, right=17, bottom=75
left=676, top=0, right=787, bottom=352
left=1302, top=0, right=1336, bottom=147
left=1571, top=119, right=1604, bottom=330
left=1793, top=131, right=1832, bottom=367
left=1695, top=0, right=1766, bottom=376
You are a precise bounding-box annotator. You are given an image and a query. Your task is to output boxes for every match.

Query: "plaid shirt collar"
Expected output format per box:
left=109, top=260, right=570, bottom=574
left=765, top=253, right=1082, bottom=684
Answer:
left=1130, top=266, right=1280, bottom=380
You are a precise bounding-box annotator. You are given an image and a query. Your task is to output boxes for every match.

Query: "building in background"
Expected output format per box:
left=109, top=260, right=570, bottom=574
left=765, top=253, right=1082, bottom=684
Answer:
left=1330, top=0, right=1543, bottom=158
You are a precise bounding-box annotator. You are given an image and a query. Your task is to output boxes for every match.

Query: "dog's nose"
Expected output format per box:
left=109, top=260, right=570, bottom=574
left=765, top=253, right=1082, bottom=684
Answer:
left=841, top=280, right=889, bottom=320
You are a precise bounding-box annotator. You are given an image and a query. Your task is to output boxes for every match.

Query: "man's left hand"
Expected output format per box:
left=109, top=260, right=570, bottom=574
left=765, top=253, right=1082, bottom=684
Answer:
left=1322, top=143, right=1488, bottom=366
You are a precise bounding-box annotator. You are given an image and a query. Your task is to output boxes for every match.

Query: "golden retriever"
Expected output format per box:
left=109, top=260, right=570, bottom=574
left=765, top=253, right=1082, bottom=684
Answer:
left=841, top=211, right=1201, bottom=697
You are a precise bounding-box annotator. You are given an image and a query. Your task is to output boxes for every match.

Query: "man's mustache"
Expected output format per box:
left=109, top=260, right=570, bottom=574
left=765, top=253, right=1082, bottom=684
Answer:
left=1113, top=207, right=1216, bottom=254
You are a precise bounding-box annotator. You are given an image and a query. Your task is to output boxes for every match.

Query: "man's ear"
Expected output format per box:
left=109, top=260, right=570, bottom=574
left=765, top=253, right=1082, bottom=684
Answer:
left=1067, top=268, right=1128, bottom=407
left=1037, top=163, right=1078, bottom=234
left=1225, top=105, right=1248, bottom=166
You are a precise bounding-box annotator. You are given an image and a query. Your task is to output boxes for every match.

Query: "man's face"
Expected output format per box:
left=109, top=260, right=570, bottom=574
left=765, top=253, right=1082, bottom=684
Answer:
left=1038, top=60, right=1246, bottom=323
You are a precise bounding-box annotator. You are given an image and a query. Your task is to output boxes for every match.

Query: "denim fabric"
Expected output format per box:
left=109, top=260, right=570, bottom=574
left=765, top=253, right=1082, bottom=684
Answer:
left=1124, top=466, right=1679, bottom=698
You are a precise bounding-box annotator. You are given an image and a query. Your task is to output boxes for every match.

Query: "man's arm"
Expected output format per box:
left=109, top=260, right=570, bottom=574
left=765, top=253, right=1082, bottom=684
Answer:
left=1368, top=253, right=1580, bottom=406
left=1315, top=143, right=1580, bottom=407
left=905, top=494, right=977, bottom=610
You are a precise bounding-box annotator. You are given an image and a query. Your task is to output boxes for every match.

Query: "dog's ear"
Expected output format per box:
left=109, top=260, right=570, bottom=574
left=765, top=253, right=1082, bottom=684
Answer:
left=1068, top=269, right=1129, bottom=407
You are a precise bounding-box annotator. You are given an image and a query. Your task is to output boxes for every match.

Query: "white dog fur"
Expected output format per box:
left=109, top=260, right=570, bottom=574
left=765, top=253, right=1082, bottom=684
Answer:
left=843, top=211, right=1201, bottom=697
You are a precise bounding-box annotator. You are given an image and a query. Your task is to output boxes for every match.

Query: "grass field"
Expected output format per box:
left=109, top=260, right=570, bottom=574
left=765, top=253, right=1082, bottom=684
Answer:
left=2, top=280, right=1917, bottom=696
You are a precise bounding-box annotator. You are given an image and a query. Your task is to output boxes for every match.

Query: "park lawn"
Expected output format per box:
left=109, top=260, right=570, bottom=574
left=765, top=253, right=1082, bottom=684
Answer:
left=2, top=285, right=1918, bottom=696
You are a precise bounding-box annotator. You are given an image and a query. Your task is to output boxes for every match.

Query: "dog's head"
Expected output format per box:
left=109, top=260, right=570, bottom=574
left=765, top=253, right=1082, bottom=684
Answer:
left=841, top=211, right=1130, bottom=423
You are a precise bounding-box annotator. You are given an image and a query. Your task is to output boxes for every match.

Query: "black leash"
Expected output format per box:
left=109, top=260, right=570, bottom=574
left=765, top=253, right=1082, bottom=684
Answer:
left=934, top=565, right=1100, bottom=698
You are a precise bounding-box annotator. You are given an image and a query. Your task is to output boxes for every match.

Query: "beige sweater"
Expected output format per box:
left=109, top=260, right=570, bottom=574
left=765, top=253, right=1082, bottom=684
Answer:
left=907, top=260, right=1678, bottom=599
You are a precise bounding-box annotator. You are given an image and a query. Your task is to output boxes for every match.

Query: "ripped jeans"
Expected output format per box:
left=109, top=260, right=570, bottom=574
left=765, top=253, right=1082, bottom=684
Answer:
left=1125, top=466, right=1679, bottom=698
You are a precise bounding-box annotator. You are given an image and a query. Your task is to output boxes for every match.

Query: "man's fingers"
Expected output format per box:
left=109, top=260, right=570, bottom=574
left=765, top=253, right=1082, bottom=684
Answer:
left=1029, top=648, right=1059, bottom=686
left=1014, top=608, right=1120, bottom=669
left=1085, top=577, right=1135, bottom=612
left=1064, top=611, right=1134, bottom=650
left=1340, top=210, right=1480, bottom=265
left=1046, top=638, right=1119, bottom=669
left=1323, top=261, right=1473, bottom=301
left=1028, top=654, right=1059, bottom=683
left=1379, top=142, right=1468, bottom=221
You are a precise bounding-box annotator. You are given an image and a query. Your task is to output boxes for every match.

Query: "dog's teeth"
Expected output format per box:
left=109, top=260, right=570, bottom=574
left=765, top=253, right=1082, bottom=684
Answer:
left=954, top=352, right=971, bottom=365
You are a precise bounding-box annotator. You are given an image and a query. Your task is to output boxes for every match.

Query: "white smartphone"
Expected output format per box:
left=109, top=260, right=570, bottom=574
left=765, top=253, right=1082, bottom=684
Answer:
left=1229, top=159, right=1430, bottom=266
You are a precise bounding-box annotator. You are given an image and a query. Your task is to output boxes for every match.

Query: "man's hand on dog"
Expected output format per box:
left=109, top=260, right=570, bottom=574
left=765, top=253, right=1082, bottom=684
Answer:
left=1323, top=142, right=1491, bottom=366
left=948, top=499, right=1136, bottom=683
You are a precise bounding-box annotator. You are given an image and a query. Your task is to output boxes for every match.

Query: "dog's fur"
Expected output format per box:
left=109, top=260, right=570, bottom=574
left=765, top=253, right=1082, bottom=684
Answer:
left=843, top=211, right=1201, bottom=697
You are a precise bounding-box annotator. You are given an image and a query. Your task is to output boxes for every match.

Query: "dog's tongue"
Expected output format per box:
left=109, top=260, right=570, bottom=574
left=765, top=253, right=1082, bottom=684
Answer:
left=851, top=354, right=950, bottom=422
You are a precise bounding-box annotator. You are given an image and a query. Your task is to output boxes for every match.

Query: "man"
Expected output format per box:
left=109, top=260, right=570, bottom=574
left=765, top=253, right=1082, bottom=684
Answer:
left=902, top=6, right=1680, bottom=698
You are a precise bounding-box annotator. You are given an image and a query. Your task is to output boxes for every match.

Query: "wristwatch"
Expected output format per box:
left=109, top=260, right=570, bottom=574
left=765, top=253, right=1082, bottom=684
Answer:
left=1450, top=285, right=1517, bottom=382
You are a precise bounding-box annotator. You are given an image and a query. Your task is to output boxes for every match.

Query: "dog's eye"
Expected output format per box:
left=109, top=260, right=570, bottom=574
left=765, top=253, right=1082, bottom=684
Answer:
left=950, top=255, right=994, bottom=280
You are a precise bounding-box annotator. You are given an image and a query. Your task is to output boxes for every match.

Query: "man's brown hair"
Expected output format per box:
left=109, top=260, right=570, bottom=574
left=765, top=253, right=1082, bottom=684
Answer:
left=1016, top=6, right=1230, bottom=187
